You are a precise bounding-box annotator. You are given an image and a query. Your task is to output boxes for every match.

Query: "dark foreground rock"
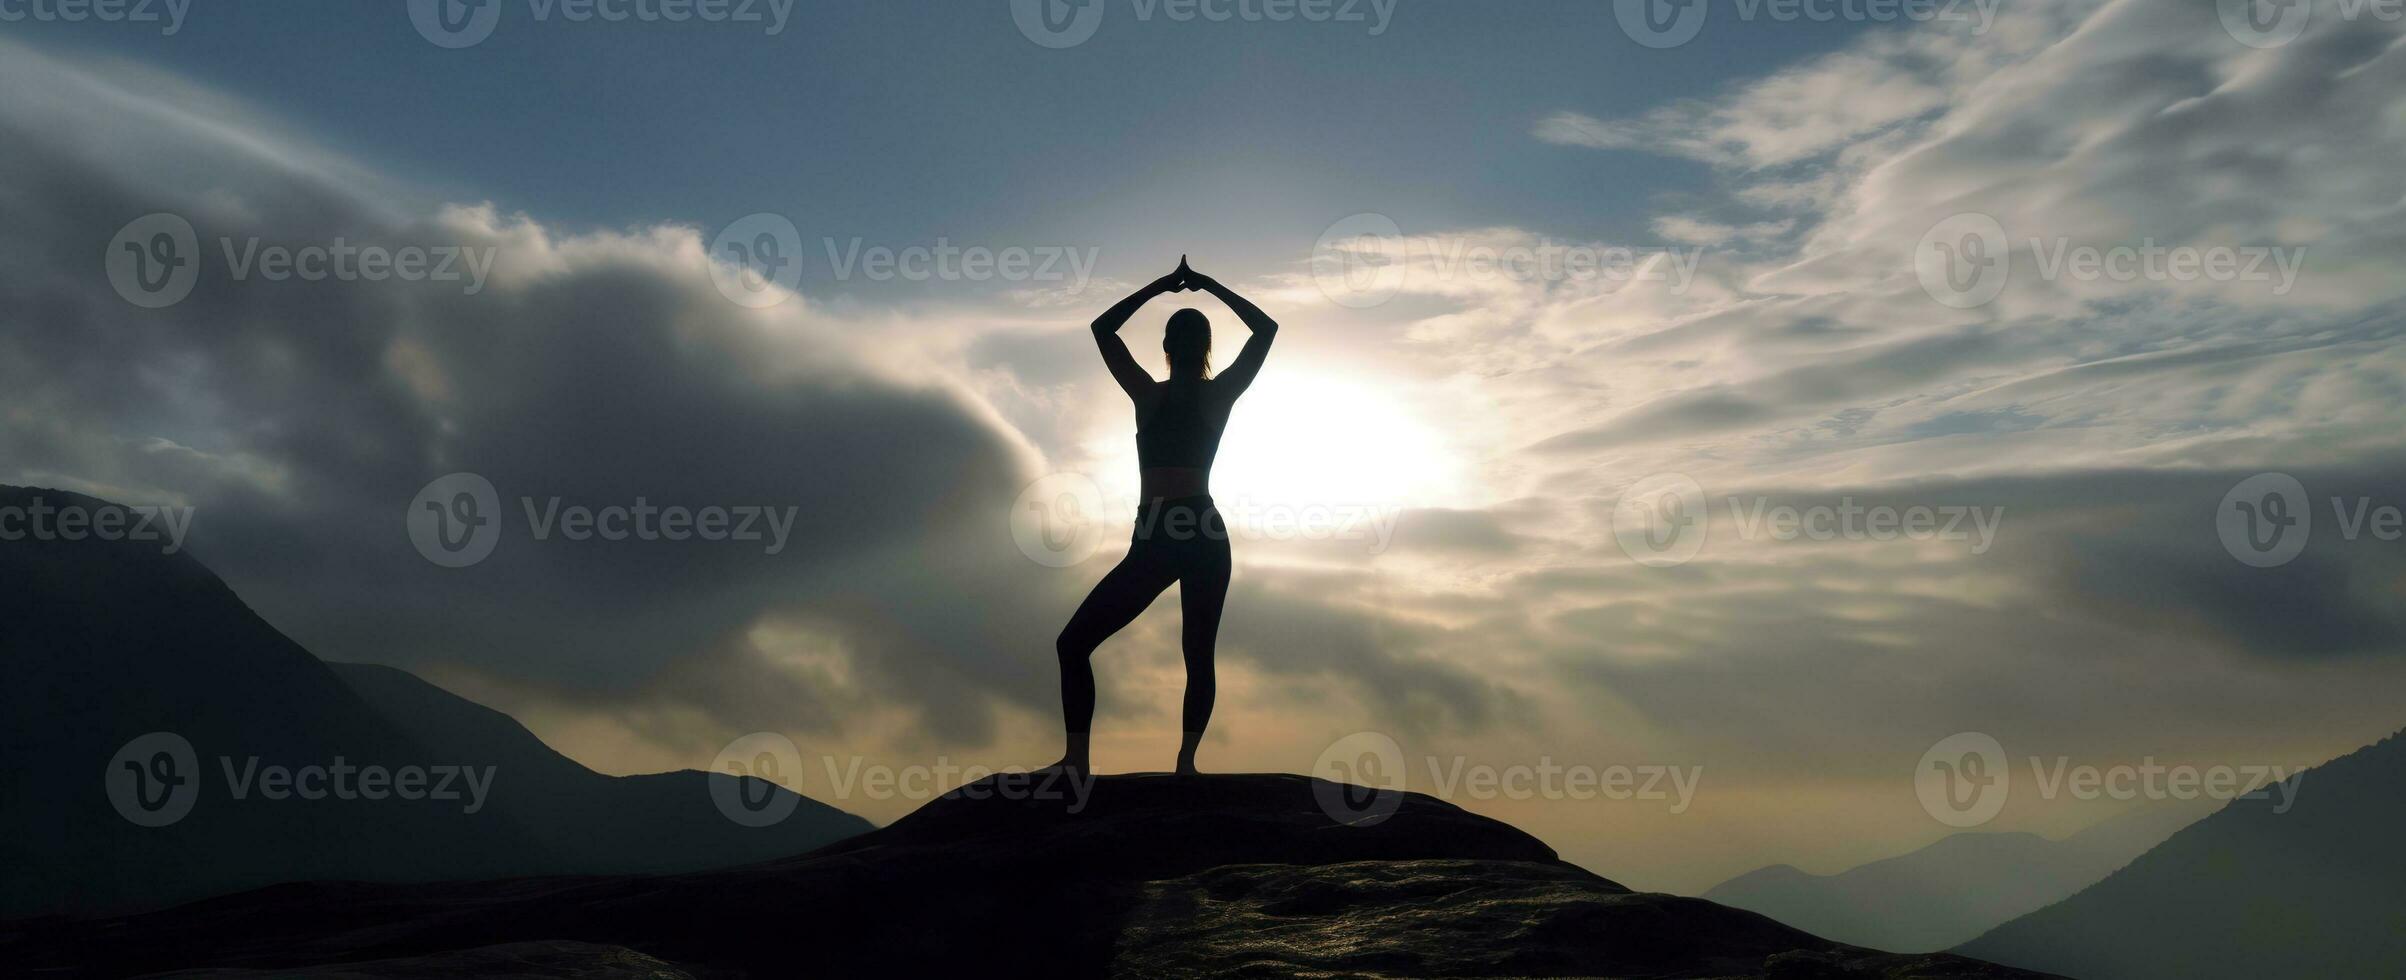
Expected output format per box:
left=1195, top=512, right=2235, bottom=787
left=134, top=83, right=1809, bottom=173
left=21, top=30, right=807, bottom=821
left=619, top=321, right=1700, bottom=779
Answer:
left=5, top=773, right=2056, bottom=979
left=141, top=941, right=697, bottom=979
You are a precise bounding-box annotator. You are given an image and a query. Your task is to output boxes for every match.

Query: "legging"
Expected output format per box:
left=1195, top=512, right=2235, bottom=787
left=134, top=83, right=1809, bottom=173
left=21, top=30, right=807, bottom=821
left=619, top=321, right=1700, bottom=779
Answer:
left=1056, top=496, right=1231, bottom=736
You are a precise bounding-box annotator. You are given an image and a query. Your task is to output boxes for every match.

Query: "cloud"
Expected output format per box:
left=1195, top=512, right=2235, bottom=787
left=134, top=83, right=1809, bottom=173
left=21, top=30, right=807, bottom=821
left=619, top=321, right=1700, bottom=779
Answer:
left=0, top=38, right=1086, bottom=752
left=0, top=37, right=1554, bottom=771
left=1506, top=0, right=2406, bottom=473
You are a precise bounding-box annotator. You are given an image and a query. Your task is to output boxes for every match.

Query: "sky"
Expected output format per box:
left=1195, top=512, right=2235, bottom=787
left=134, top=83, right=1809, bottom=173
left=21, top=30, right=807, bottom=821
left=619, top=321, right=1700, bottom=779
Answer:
left=5, top=0, right=2406, bottom=893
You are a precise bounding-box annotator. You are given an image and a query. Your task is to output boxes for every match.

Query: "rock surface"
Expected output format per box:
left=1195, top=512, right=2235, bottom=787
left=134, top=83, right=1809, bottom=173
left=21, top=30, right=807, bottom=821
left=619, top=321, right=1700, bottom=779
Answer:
left=141, top=941, right=698, bottom=979
left=9, top=773, right=2057, bottom=979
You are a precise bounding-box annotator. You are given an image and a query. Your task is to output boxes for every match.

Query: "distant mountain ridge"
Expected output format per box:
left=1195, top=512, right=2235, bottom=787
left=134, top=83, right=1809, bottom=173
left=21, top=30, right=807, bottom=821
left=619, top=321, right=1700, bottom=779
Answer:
left=0, top=484, right=868, bottom=918
left=1957, top=727, right=2406, bottom=979
left=329, top=660, right=871, bottom=876
left=1703, top=802, right=2206, bottom=952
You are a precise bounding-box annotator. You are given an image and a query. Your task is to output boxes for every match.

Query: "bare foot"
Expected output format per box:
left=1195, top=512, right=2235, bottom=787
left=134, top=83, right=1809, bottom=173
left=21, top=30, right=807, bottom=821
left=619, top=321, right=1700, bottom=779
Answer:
left=1036, top=758, right=1089, bottom=778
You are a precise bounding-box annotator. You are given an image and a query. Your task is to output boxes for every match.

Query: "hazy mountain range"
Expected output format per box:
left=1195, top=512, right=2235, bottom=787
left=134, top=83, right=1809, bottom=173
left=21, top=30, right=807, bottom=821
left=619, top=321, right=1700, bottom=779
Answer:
left=0, top=485, right=869, bottom=918
left=1959, top=728, right=2406, bottom=979
left=1703, top=802, right=2208, bottom=952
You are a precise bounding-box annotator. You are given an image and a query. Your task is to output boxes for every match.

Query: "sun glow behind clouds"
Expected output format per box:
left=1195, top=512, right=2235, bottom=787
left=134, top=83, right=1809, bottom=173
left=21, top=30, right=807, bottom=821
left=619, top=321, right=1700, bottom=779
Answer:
left=1083, top=367, right=1466, bottom=522
left=1210, top=369, right=1465, bottom=513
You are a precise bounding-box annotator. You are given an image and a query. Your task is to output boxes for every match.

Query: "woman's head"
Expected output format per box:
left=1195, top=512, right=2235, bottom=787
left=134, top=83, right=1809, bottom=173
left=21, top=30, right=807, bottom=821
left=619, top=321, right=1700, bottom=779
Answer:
left=1164, top=308, right=1213, bottom=379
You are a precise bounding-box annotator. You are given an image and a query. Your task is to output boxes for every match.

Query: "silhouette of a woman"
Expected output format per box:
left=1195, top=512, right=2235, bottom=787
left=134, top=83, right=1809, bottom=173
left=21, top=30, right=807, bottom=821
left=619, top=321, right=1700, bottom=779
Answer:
left=1050, top=257, right=1277, bottom=776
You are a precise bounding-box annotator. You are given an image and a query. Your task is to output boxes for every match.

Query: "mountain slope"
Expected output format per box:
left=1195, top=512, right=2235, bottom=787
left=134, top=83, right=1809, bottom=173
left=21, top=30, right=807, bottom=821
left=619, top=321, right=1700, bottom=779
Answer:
left=7, top=773, right=2056, bottom=979
left=0, top=487, right=556, bottom=916
left=0, top=485, right=865, bottom=917
left=1956, top=728, right=2406, bottom=979
left=329, top=661, right=871, bottom=875
left=1703, top=802, right=2205, bottom=951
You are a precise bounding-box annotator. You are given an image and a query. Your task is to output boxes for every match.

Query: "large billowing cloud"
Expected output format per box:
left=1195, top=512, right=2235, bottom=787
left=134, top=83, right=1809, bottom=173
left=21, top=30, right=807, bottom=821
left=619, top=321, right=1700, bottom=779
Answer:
left=1221, top=0, right=2406, bottom=883
left=0, top=38, right=1505, bottom=776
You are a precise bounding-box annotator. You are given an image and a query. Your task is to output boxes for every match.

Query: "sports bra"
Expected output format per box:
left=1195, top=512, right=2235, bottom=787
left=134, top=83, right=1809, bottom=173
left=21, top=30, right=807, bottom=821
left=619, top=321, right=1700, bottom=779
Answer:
left=1136, top=381, right=1227, bottom=470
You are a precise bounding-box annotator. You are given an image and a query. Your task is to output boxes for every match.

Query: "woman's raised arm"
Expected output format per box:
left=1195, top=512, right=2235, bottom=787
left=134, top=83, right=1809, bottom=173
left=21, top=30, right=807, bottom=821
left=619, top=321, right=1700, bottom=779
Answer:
left=1188, top=270, right=1277, bottom=396
left=1091, top=262, right=1188, bottom=400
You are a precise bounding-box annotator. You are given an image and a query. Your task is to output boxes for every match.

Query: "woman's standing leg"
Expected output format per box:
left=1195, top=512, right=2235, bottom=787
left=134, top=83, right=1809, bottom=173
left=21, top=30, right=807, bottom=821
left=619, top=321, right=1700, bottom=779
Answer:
left=1175, top=519, right=1233, bottom=774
